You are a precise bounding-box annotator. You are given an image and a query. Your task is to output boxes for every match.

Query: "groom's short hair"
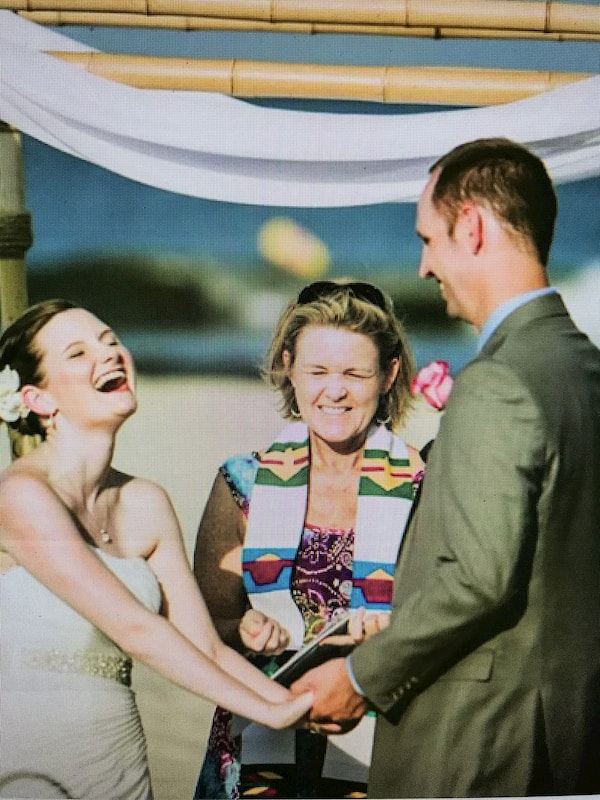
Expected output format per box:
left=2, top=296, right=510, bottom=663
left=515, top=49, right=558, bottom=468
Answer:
left=430, top=138, right=557, bottom=267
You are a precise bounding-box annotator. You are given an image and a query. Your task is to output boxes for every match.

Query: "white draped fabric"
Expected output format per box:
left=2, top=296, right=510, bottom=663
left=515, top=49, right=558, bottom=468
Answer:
left=1, top=10, right=599, bottom=207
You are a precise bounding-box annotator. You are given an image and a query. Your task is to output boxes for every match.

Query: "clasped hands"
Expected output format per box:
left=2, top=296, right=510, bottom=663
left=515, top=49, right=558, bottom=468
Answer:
left=240, top=607, right=389, bottom=734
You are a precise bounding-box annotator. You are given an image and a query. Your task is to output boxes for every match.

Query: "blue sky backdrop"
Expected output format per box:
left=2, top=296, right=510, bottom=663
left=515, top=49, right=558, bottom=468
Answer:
left=23, top=7, right=600, bottom=279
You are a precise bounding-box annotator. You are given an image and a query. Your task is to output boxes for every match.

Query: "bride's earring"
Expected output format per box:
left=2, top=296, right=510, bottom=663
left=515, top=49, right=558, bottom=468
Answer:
left=290, top=398, right=302, bottom=419
left=46, top=410, right=58, bottom=432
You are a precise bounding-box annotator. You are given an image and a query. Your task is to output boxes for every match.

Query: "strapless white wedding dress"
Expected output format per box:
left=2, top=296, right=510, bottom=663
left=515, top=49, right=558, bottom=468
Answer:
left=0, top=548, right=162, bottom=799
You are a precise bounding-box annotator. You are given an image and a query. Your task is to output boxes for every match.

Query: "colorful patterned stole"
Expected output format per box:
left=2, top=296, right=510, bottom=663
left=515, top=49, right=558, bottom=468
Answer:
left=242, top=422, right=415, bottom=650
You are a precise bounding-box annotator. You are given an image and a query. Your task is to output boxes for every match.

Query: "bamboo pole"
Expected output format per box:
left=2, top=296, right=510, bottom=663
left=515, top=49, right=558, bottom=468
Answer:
left=23, top=10, right=316, bottom=32
left=0, top=123, right=33, bottom=460
left=0, top=124, right=30, bottom=331
left=8, top=0, right=600, bottom=38
left=18, top=10, right=600, bottom=40
left=47, top=52, right=592, bottom=105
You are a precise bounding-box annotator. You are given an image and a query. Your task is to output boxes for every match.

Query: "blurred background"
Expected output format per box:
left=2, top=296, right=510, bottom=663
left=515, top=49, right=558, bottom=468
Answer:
left=10, top=9, right=600, bottom=797
left=22, top=18, right=600, bottom=381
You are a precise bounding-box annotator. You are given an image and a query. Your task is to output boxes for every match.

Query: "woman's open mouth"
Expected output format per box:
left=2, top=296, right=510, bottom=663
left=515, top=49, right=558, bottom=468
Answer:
left=94, top=370, right=128, bottom=393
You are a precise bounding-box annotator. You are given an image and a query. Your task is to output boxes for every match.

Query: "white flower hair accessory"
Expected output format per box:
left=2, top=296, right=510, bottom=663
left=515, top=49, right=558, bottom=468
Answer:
left=0, top=365, right=30, bottom=423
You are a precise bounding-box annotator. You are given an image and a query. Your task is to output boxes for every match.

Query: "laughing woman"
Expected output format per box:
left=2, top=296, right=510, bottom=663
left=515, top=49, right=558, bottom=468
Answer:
left=193, top=281, right=424, bottom=799
left=0, top=300, right=312, bottom=800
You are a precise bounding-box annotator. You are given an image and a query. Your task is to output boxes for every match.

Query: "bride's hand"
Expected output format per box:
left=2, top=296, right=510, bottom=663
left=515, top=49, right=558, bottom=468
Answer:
left=239, top=609, right=290, bottom=655
left=266, top=690, right=315, bottom=730
left=320, top=608, right=390, bottom=647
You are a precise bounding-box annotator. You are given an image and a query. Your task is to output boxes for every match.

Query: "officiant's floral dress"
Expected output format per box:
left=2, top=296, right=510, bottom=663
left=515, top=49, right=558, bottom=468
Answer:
left=194, top=455, right=366, bottom=800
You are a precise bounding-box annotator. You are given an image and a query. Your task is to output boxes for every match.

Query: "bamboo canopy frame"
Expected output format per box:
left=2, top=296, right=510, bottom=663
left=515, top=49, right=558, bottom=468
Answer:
left=17, top=12, right=600, bottom=40
left=1, top=2, right=599, bottom=457
left=47, top=53, right=593, bottom=105
left=9, top=0, right=600, bottom=40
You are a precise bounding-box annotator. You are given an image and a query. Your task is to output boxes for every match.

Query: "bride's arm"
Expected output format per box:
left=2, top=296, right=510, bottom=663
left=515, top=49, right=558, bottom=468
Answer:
left=142, top=478, right=292, bottom=700
left=0, top=472, right=311, bottom=729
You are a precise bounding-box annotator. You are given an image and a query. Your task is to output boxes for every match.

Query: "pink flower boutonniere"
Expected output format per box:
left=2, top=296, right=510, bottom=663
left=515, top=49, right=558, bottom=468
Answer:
left=411, top=360, right=454, bottom=412
left=409, top=361, right=453, bottom=497
left=408, top=361, right=453, bottom=497
left=411, top=467, right=425, bottom=496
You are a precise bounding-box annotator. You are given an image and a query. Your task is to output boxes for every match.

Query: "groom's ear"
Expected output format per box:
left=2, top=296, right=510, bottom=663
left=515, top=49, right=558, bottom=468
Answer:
left=456, top=203, right=484, bottom=256
left=20, top=385, right=57, bottom=417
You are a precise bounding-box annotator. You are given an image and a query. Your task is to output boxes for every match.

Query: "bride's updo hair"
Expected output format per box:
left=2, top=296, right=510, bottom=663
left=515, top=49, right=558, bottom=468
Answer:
left=0, top=299, right=77, bottom=437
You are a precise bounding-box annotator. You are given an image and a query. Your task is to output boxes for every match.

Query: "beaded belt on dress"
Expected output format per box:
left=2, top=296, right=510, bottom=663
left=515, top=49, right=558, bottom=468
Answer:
left=23, top=649, right=132, bottom=686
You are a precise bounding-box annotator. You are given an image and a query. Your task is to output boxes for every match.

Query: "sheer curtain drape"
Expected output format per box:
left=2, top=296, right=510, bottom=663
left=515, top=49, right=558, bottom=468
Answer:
left=1, top=11, right=599, bottom=206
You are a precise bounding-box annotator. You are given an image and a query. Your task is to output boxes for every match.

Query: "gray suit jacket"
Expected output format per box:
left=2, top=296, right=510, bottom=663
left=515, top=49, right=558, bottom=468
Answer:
left=352, top=292, right=600, bottom=797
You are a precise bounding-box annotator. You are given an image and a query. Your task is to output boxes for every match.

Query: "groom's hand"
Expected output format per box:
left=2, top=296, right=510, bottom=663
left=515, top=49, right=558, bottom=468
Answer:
left=290, top=658, right=367, bottom=731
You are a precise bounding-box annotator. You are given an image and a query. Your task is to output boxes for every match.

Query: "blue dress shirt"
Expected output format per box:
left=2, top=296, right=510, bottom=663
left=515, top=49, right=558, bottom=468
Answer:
left=477, top=287, right=557, bottom=352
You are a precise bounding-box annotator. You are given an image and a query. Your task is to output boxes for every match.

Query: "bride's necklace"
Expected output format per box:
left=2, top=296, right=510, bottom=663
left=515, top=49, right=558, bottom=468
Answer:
left=98, top=490, right=112, bottom=544
left=84, top=487, right=113, bottom=545
left=55, top=469, right=115, bottom=546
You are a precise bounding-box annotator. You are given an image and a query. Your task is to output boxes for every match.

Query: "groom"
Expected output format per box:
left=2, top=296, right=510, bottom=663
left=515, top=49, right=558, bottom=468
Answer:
left=292, top=138, right=600, bottom=796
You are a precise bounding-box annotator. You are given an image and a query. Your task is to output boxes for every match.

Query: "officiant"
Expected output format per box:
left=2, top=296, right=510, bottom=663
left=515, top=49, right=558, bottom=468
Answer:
left=192, top=279, right=424, bottom=799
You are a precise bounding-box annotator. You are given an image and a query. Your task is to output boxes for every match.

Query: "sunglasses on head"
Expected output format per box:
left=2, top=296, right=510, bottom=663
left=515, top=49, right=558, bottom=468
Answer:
left=297, top=281, right=386, bottom=311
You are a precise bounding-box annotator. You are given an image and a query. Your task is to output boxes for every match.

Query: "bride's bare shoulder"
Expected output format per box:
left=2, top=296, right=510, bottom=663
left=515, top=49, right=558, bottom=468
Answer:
left=0, top=455, right=51, bottom=496
left=0, top=460, right=59, bottom=566
left=113, top=470, right=173, bottom=513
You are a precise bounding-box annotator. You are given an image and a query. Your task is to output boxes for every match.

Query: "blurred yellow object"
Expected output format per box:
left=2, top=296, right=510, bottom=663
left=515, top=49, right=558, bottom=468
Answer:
left=257, top=217, right=330, bottom=279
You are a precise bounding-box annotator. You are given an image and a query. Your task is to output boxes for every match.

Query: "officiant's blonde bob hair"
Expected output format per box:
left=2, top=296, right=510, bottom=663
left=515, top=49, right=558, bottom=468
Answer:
left=264, top=280, right=415, bottom=431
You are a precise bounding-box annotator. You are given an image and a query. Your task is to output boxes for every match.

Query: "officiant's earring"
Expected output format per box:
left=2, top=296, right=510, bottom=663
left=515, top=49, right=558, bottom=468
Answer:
left=375, top=392, right=391, bottom=426
left=290, top=397, right=302, bottom=419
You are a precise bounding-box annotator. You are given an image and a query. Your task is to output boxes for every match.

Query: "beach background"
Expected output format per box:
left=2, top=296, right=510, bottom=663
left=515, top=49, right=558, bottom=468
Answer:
left=3, top=8, right=599, bottom=797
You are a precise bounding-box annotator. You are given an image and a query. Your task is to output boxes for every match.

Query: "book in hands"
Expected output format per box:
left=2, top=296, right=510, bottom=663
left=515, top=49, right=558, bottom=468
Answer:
left=271, top=610, right=355, bottom=688
left=230, top=610, right=355, bottom=736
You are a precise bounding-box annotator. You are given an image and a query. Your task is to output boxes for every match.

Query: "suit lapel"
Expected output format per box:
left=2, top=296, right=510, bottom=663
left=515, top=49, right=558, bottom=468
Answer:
left=398, top=293, right=569, bottom=569
left=481, top=291, right=569, bottom=358
left=395, top=439, right=433, bottom=566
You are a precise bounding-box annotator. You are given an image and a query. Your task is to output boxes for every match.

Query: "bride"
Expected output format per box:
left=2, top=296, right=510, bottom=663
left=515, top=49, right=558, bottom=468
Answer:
left=0, top=299, right=313, bottom=800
